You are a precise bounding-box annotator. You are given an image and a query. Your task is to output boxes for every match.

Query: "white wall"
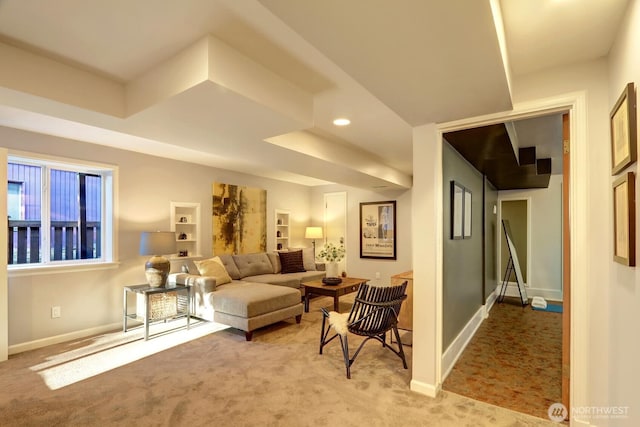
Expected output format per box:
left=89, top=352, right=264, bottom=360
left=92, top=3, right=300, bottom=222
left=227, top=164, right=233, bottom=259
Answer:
left=606, top=0, right=640, bottom=424
left=512, top=59, right=616, bottom=423
left=310, top=184, right=412, bottom=285
left=1, top=126, right=312, bottom=351
left=498, top=174, right=563, bottom=301
left=411, top=123, right=441, bottom=397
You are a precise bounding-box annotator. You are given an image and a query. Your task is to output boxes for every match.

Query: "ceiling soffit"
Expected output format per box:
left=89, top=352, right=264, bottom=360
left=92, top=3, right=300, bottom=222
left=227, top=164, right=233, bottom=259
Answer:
left=260, top=0, right=513, bottom=126
left=0, top=30, right=412, bottom=189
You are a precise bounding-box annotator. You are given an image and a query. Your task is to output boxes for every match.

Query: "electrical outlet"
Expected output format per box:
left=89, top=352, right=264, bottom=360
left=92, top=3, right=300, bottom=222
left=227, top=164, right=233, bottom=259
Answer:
left=375, top=272, right=380, bottom=279
left=51, top=306, right=61, bottom=319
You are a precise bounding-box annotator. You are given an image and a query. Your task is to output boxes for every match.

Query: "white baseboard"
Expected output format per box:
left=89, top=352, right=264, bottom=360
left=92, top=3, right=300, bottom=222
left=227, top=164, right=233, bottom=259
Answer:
left=497, top=282, right=563, bottom=302
left=441, top=305, right=485, bottom=381
left=484, top=289, right=498, bottom=317
left=410, top=379, right=441, bottom=398
left=9, top=322, right=121, bottom=355
left=571, top=417, right=594, bottom=426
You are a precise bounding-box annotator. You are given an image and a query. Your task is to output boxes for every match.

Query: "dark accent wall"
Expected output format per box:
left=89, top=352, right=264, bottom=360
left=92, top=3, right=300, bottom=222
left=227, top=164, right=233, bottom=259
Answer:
left=484, top=179, right=498, bottom=301
left=442, top=141, right=484, bottom=349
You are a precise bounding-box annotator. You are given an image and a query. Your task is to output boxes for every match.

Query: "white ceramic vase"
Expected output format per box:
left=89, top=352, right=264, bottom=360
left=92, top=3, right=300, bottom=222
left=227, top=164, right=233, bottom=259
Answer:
left=326, top=261, right=340, bottom=278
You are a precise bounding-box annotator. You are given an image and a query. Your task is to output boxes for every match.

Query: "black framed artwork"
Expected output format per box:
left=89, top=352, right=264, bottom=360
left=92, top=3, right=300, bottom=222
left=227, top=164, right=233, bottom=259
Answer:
left=359, top=200, right=396, bottom=259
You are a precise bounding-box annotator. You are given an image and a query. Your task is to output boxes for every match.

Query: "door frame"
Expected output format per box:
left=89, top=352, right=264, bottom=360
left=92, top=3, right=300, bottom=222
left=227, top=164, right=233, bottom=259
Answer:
left=433, top=92, right=587, bottom=413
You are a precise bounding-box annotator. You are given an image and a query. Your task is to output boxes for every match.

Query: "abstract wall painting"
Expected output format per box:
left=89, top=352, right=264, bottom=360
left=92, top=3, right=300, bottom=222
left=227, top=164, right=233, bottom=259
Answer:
left=212, top=182, right=267, bottom=254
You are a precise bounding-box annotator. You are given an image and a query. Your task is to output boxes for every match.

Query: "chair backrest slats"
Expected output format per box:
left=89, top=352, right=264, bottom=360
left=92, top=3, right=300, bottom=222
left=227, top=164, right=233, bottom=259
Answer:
left=347, top=281, right=407, bottom=337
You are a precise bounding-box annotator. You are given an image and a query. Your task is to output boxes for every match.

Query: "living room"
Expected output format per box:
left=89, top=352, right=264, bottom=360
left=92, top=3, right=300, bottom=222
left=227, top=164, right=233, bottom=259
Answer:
left=1, top=1, right=640, bottom=425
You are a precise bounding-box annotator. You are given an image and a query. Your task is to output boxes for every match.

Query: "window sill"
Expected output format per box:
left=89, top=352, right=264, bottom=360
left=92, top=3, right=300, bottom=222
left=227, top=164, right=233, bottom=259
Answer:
left=8, top=261, right=120, bottom=278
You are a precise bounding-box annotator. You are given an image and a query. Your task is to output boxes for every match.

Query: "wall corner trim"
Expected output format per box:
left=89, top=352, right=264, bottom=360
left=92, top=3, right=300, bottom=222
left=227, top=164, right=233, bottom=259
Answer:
left=410, top=379, right=441, bottom=398
left=441, top=304, right=485, bottom=381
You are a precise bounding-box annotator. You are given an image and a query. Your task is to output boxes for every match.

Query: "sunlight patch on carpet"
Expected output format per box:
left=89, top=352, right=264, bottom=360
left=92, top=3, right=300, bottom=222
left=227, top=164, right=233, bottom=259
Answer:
left=30, top=320, right=229, bottom=390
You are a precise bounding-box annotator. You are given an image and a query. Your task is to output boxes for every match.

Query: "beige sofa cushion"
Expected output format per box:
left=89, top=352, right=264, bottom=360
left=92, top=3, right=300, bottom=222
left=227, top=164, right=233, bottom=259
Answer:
left=287, top=270, right=326, bottom=283
left=194, top=257, right=232, bottom=286
left=233, top=253, right=274, bottom=278
left=267, top=252, right=281, bottom=273
left=242, top=273, right=301, bottom=289
left=218, top=254, right=242, bottom=279
left=213, top=282, right=301, bottom=318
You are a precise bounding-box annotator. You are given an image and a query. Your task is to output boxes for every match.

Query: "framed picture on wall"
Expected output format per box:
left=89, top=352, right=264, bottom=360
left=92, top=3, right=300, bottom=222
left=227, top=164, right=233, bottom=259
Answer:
left=613, top=172, right=636, bottom=266
left=451, top=181, right=464, bottom=239
left=451, top=181, right=472, bottom=239
left=359, top=200, right=396, bottom=259
left=464, top=187, right=472, bottom=239
left=610, top=82, right=637, bottom=175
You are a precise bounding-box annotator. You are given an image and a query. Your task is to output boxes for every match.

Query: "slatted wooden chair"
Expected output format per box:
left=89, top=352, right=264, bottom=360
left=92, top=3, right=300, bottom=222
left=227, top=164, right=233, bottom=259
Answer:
left=319, top=281, right=408, bottom=379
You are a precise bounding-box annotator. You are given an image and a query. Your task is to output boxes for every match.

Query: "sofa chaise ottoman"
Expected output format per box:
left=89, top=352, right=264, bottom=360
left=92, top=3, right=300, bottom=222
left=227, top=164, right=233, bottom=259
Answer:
left=212, top=281, right=302, bottom=341
left=169, top=250, right=324, bottom=340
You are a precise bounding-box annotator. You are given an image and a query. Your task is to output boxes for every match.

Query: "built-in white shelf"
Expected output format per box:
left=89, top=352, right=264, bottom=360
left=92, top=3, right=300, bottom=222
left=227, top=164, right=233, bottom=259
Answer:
left=275, top=209, right=290, bottom=251
left=170, top=202, right=201, bottom=258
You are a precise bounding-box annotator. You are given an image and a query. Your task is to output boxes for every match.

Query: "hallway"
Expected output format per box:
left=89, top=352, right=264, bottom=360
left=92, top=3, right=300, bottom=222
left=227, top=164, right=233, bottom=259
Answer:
left=443, top=298, right=562, bottom=420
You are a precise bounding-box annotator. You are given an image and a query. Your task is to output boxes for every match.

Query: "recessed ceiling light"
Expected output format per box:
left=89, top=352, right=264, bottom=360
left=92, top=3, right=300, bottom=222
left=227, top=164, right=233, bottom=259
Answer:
left=333, top=118, right=351, bottom=126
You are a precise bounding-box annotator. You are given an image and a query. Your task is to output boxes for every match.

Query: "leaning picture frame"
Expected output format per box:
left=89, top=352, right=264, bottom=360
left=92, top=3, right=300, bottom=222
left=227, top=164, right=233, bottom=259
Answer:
left=610, top=82, right=637, bottom=175
left=613, top=172, right=636, bottom=266
left=359, top=200, right=397, bottom=259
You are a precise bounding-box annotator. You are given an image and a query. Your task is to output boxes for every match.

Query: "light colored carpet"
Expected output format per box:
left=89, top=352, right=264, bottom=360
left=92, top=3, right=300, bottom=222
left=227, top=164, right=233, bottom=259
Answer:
left=0, top=295, right=555, bottom=426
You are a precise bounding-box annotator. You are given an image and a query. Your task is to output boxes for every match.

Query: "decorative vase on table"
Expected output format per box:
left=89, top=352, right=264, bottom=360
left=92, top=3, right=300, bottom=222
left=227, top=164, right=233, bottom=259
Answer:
left=326, top=262, right=340, bottom=279
left=317, top=242, right=346, bottom=285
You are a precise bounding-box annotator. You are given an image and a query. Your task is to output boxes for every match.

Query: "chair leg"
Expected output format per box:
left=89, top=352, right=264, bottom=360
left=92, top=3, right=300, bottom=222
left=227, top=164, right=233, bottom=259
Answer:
left=338, top=335, right=351, bottom=379
left=319, top=311, right=328, bottom=354
left=392, top=326, right=408, bottom=369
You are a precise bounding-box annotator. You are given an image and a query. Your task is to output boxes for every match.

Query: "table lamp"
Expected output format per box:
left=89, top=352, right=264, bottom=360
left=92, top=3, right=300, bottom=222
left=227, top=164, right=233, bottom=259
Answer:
left=139, top=231, right=177, bottom=287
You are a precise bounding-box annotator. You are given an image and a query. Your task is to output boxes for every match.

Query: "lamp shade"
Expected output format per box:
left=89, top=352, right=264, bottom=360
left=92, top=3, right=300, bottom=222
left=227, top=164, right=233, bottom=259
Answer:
left=139, top=231, right=177, bottom=256
left=305, top=226, right=323, bottom=239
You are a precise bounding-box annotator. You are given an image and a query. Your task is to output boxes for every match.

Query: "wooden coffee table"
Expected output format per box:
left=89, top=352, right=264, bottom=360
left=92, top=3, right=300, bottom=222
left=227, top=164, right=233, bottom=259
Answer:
left=303, top=277, right=368, bottom=312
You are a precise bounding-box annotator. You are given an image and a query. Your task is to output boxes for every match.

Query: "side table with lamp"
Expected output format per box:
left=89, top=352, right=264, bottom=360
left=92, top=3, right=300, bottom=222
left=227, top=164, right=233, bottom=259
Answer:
left=122, top=231, right=191, bottom=340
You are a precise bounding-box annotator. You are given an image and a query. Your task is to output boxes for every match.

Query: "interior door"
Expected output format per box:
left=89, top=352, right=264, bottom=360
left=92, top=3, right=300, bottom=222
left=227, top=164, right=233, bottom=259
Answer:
left=323, top=192, right=347, bottom=273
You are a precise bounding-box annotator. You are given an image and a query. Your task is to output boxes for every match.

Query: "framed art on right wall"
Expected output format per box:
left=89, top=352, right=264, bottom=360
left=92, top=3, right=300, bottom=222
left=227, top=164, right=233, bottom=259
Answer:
left=613, top=172, right=636, bottom=266
left=610, top=82, right=637, bottom=175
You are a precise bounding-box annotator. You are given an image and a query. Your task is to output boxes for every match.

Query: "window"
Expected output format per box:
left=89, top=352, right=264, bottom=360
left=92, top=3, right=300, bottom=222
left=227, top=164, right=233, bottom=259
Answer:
left=7, top=154, right=115, bottom=268
left=7, top=181, right=23, bottom=220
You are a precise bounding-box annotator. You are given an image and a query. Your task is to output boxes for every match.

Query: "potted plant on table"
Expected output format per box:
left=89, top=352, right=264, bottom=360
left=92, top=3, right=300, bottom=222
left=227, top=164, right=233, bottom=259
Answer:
left=317, top=242, right=346, bottom=279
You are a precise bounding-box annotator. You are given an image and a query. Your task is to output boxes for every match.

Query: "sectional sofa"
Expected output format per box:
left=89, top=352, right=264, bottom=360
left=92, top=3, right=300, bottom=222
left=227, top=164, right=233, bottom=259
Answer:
left=168, top=249, right=325, bottom=340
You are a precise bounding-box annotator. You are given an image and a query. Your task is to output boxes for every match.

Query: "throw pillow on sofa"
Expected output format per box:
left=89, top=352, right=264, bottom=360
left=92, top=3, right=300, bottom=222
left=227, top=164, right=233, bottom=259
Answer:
left=278, top=250, right=306, bottom=274
left=194, top=256, right=232, bottom=286
left=289, top=247, right=316, bottom=271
